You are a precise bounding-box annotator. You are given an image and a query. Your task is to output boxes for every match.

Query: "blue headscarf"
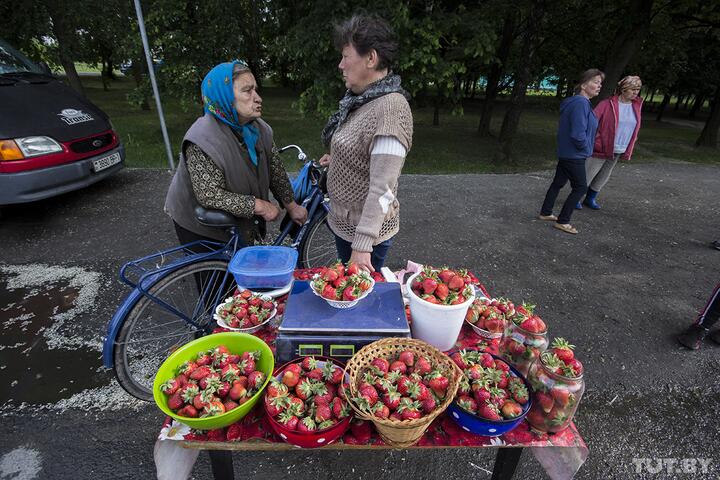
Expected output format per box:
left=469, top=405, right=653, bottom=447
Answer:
left=201, top=60, right=260, bottom=166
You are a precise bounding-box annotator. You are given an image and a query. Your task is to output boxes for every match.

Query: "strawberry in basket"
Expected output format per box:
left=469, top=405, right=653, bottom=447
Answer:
left=352, top=349, right=451, bottom=421
left=160, top=346, right=266, bottom=418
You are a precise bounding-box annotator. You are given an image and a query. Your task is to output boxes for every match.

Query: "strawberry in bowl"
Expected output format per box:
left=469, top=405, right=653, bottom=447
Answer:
left=264, top=357, right=352, bottom=448
left=310, top=261, right=375, bottom=309
left=214, top=289, right=277, bottom=332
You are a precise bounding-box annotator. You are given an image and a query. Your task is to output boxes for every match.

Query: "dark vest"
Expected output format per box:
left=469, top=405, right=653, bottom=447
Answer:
left=164, top=113, right=273, bottom=242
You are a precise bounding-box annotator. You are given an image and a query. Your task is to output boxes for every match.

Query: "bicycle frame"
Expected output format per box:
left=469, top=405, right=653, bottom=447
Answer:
left=102, top=145, right=327, bottom=369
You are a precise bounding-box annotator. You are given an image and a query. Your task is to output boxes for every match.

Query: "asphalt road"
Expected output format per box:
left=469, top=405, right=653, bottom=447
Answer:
left=1, top=162, right=719, bottom=479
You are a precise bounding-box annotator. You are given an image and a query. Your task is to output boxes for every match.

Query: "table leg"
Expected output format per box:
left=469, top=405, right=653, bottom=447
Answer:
left=491, top=447, right=523, bottom=480
left=208, top=450, right=234, bottom=480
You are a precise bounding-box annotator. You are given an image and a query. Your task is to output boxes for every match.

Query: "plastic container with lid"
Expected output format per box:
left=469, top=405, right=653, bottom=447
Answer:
left=228, top=246, right=298, bottom=289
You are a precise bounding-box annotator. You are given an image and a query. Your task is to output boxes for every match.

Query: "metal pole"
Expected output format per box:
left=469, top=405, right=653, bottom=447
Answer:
left=133, top=0, right=175, bottom=170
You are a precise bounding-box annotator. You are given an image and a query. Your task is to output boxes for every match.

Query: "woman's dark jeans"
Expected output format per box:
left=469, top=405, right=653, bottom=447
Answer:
left=334, top=234, right=393, bottom=271
left=540, top=158, right=588, bottom=224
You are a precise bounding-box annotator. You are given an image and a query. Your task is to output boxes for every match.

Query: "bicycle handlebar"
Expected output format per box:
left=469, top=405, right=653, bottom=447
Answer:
left=278, top=144, right=307, bottom=161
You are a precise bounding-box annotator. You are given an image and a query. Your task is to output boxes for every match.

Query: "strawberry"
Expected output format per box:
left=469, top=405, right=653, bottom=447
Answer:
left=420, top=396, right=436, bottom=414
left=195, top=351, right=213, bottom=366
left=177, top=405, right=198, bottom=418
left=359, top=384, right=379, bottom=406
left=189, top=366, right=213, bottom=380
left=322, top=269, right=339, bottom=282
left=217, top=381, right=231, bottom=398
left=477, top=402, right=502, bottom=421
left=307, top=367, right=325, bottom=381
left=567, top=358, right=584, bottom=376
left=450, top=352, right=468, bottom=370
left=322, top=284, right=337, bottom=300
left=297, top=417, right=317, bottom=433
left=301, top=356, right=318, bottom=371
left=456, top=395, right=477, bottom=414
left=535, top=392, right=554, bottom=413
left=314, top=403, right=333, bottom=423
left=350, top=419, right=372, bottom=443
left=226, top=423, right=243, bottom=441
left=397, top=376, right=412, bottom=396
left=370, top=358, right=390, bottom=375
left=433, top=283, right=449, bottom=301
left=373, top=403, right=390, bottom=419
left=382, top=388, right=402, bottom=410
left=161, top=378, right=180, bottom=395
left=422, top=277, right=438, bottom=294
left=398, top=350, right=415, bottom=367
left=397, top=398, right=423, bottom=420
left=426, top=373, right=449, bottom=397
left=265, top=396, right=289, bottom=417
left=278, top=411, right=299, bottom=431
left=178, top=361, right=199, bottom=377
left=389, top=411, right=403, bottom=421
left=550, top=386, right=572, bottom=407
left=323, top=363, right=344, bottom=384
left=314, top=383, right=335, bottom=404
left=342, top=286, right=359, bottom=301
left=247, top=371, right=265, bottom=390
left=221, top=364, right=241, bottom=382
left=167, top=392, right=184, bottom=410
left=550, top=338, right=575, bottom=363
left=282, top=368, right=300, bottom=387
left=389, top=360, right=407, bottom=374
left=346, top=262, right=360, bottom=276
left=414, top=356, right=432, bottom=375
left=421, top=294, right=439, bottom=304
left=447, top=275, right=465, bottom=291
left=500, top=400, right=523, bottom=419
left=438, top=268, right=455, bottom=284
left=223, top=400, right=239, bottom=411
left=294, top=378, right=315, bottom=400
left=331, top=397, right=348, bottom=419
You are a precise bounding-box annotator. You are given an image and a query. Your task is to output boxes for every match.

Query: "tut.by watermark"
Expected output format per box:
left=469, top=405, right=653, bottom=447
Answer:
left=631, top=457, right=712, bottom=475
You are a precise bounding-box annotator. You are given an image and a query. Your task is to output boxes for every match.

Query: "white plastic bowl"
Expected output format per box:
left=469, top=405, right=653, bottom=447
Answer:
left=214, top=295, right=277, bottom=332
left=406, top=271, right=476, bottom=351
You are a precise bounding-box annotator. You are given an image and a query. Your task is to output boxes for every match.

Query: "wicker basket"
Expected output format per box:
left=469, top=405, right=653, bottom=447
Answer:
left=343, top=337, right=462, bottom=447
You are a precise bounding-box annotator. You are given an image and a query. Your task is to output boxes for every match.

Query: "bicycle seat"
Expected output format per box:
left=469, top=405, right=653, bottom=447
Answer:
left=195, top=206, right=250, bottom=227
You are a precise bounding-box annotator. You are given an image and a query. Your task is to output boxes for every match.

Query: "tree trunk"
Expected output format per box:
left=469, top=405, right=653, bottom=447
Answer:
left=689, top=94, right=705, bottom=118
left=46, top=2, right=84, bottom=96
left=656, top=93, right=671, bottom=122
left=471, top=78, right=477, bottom=99
left=131, top=55, right=150, bottom=111
left=597, top=0, right=654, bottom=102
left=497, top=1, right=545, bottom=161
left=683, top=95, right=691, bottom=110
left=674, top=95, right=683, bottom=111
left=696, top=89, right=719, bottom=148
left=556, top=78, right=564, bottom=98
left=478, top=10, right=517, bottom=137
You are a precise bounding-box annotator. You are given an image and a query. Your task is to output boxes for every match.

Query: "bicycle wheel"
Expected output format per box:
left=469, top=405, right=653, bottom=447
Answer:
left=113, top=260, right=236, bottom=401
left=299, top=210, right=338, bottom=268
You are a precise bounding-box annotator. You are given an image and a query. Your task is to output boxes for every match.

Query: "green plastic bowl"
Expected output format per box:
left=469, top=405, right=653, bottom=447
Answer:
left=152, top=332, right=274, bottom=430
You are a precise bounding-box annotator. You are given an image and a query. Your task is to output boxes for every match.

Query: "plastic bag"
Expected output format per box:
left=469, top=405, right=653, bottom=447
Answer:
left=291, top=161, right=313, bottom=203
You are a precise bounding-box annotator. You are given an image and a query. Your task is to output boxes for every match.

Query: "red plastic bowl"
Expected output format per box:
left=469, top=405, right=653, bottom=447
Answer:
left=264, top=357, right=352, bottom=448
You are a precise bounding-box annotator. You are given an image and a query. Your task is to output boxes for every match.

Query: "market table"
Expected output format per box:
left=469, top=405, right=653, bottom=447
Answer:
left=154, top=268, right=588, bottom=480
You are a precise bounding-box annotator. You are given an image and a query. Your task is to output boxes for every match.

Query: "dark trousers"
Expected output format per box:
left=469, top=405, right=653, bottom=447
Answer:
left=540, top=158, right=588, bottom=224
left=334, top=234, right=393, bottom=272
left=697, top=283, right=720, bottom=329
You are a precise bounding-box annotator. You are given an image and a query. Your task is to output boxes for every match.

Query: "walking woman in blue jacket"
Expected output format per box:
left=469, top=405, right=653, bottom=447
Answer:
left=539, top=69, right=604, bottom=234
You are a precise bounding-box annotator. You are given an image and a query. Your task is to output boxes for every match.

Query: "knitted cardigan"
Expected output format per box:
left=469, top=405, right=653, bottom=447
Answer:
left=326, top=92, right=413, bottom=252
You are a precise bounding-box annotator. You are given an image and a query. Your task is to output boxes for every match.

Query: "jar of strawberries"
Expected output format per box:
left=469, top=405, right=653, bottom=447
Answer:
left=525, top=338, right=585, bottom=433
left=498, top=303, right=548, bottom=376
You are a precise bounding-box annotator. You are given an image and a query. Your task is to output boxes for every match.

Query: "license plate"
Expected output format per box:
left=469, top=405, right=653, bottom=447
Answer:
left=92, top=152, right=121, bottom=172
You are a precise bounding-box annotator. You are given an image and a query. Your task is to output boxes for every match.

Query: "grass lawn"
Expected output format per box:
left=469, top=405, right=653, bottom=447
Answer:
left=80, top=75, right=719, bottom=172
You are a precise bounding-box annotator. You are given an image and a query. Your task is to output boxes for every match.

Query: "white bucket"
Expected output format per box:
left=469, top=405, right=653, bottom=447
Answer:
left=406, top=272, right=476, bottom=351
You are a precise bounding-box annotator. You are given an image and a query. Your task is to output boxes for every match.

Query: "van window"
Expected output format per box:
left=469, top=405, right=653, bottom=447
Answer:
left=0, top=41, right=41, bottom=74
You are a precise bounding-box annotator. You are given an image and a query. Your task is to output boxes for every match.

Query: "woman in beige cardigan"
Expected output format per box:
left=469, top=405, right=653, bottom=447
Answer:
left=319, top=14, right=413, bottom=272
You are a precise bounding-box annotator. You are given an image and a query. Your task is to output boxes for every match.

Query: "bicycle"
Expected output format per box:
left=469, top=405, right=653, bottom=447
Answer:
left=102, top=144, right=337, bottom=401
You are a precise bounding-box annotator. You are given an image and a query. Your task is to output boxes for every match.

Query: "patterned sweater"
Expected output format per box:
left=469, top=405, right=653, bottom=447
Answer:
left=184, top=138, right=294, bottom=218
left=326, top=92, right=413, bottom=252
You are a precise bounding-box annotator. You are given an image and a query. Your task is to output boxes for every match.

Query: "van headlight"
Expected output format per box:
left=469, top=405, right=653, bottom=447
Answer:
left=15, top=136, right=63, bottom=157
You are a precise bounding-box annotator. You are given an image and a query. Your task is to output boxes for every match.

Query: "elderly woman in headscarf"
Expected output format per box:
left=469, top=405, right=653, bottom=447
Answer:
left=165, top=60, right=306, bottom=248
left=577, top=75, right=643, bottom=210
left=318, top=14, right=414, bottom=272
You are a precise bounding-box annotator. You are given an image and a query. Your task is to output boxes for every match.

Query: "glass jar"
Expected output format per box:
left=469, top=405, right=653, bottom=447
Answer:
left=498, top=321, right=548, bottom=377
left=525, top=354, right=585, bottom=433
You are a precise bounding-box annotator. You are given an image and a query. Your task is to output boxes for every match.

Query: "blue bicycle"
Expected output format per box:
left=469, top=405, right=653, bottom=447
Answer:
left=102, top=145, right=336, bottom=401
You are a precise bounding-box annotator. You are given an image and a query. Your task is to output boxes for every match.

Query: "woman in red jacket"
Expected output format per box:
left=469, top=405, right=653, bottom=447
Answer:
left=577, top=76, right=643, bottom=209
